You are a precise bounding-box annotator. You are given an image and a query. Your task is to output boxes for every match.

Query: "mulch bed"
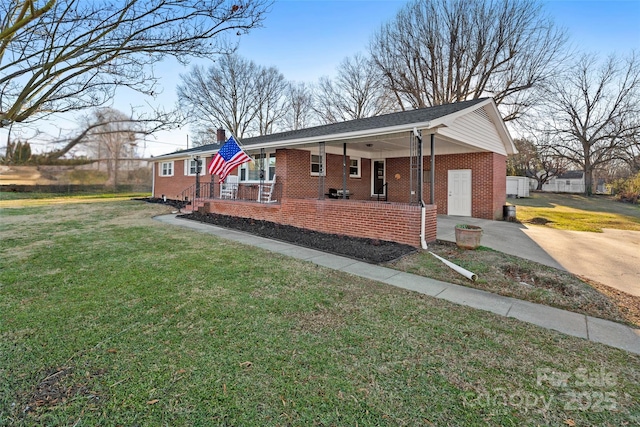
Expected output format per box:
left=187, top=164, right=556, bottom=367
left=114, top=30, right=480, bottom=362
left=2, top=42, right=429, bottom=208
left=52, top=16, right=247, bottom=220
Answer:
left=135, top=197, right=188, bottom=210
left=178, top=211, right=417, bottom=264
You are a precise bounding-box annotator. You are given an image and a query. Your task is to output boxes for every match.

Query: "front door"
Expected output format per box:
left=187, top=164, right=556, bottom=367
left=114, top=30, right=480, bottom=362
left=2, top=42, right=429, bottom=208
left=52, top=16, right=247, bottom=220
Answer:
left=448, top=169, right=472, bottom=216
left=372, top=160, right=385, bottom=195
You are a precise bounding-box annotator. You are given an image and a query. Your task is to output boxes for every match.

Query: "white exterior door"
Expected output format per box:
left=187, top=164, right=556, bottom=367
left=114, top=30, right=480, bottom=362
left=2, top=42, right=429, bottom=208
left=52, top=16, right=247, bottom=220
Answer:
left=448, top=169, right=472, bottom=216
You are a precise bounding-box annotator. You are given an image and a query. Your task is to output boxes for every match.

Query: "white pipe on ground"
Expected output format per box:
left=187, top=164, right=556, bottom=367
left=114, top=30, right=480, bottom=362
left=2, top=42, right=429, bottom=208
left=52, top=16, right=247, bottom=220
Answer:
left=429, top=251, right=478, bottom=281
left=420, top=206, right=428, bottom=250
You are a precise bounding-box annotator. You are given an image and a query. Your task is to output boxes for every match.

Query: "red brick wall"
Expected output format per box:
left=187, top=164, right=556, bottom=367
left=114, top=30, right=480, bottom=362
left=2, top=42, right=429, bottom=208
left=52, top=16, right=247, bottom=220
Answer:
left=426, top=152, right=506, bottom=219
left=156, top=149, right=506, bottom=220
left=153, top=157, right=213, bottom=200
left=203, top=198, right=436, bottom=247
left=277, top=149, right=506, bottom=220
left=491, top=153, right=508, bottom=219
left=277, top=149, right=371, bottom=199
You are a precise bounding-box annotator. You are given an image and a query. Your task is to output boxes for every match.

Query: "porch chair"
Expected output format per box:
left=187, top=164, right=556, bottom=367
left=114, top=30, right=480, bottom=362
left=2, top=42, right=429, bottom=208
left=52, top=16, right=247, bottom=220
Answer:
left=220, top=175, right=239, bottom=199
left=258, top=175, right=277, bottom=203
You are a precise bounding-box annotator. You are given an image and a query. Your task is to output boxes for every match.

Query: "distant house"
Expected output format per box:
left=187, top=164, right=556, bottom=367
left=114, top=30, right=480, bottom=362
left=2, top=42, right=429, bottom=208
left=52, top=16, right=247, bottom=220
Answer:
left=541, top=171, right=585, bottom=193
left=151, top=98, right=516, bottom=248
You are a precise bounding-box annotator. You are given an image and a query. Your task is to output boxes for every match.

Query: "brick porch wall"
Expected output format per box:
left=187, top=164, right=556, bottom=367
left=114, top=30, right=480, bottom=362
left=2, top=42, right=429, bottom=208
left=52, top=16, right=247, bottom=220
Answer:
left=202, top=198, right=436, bottom=248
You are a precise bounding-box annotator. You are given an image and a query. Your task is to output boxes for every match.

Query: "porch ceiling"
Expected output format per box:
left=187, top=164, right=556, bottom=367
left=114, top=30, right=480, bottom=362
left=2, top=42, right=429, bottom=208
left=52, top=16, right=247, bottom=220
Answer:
left=298, top=131, right=487, bottom=159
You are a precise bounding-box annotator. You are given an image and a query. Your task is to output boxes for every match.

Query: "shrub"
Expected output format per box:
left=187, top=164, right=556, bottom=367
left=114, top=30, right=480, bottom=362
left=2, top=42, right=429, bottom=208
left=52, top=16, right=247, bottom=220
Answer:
left=612, top=172, right=640, bottom=204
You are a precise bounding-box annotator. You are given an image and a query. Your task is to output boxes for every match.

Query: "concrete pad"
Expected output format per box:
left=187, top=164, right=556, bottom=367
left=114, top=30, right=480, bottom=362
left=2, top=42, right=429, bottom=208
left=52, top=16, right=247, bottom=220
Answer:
left=507, top=300, right=588, bottom=339
left=340, top=262, right=401, bottom=282
left=436, top=285, right=514, bottom=316
left=586, top=317, right=640, bottom=355
left=382, top=272, right=450, bottom=296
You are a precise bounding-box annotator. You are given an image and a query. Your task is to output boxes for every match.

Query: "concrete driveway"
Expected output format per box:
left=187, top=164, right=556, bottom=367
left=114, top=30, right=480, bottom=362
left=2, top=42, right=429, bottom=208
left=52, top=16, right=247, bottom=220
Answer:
left=522, top=227, right=640, bottom=297
left=437, top=216, right=640, bottom=297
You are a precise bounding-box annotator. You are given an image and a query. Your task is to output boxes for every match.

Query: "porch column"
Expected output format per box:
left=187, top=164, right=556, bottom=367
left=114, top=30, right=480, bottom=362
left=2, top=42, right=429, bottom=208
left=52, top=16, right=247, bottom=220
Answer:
left=318, top=142, right=325, bottom=200
left=342, top=143, right=347, bottom=199
left=417, top=130, right=424, bottom=206
left=430, top=133, right=435, bottom=205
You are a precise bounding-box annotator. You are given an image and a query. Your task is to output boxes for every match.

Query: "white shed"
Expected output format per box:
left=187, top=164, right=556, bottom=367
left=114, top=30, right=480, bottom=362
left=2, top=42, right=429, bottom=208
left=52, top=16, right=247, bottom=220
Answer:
left=506, top=176, right=530, bottom=198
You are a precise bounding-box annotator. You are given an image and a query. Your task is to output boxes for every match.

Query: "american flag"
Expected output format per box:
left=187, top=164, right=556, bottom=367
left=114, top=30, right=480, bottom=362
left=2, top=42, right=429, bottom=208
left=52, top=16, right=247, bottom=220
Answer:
left=208, top=135, right=252, bottom=180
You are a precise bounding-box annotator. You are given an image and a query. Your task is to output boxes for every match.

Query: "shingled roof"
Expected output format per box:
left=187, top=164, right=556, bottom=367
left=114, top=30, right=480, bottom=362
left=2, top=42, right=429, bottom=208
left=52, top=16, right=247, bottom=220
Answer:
left=157, top=98, right=488, bottom=158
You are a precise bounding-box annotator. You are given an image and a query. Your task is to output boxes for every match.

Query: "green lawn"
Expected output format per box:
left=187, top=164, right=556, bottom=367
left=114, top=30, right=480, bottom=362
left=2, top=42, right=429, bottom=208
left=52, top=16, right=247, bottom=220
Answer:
left=1, top=200, right=638, bottom=426
left=511, top=192, right=640, bottom=232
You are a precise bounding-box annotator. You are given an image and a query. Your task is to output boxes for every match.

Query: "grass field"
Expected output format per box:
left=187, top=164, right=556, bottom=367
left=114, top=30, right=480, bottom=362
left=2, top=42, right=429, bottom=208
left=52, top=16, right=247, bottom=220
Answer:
left=512, top=193, right=640, bottom=232
left=1, top=199, right=638, bottom=426
left=0, top=192, right=151, bottom=206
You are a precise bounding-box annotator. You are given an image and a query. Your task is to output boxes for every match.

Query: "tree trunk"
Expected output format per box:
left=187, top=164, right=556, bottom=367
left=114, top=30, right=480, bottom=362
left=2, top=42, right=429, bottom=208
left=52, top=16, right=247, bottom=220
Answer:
left=584, top=155, right=593, bottom=196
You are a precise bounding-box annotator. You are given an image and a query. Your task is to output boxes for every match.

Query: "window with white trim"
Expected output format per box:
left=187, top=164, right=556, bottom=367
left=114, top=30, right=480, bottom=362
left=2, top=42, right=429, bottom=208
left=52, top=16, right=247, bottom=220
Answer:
left=349, top=157, right=361, bottom=178
left=184, top=158, right=204, bottom=176
left=239, top=152, right=276, bottom=181
left=160, top=161, right=174, bottom=177
left=310, top=153, right=325, bottom=176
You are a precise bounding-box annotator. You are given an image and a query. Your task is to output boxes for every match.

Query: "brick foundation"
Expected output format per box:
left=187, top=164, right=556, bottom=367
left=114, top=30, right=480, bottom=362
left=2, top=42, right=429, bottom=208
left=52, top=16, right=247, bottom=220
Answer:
left=202, top=198, right=436, bottom=248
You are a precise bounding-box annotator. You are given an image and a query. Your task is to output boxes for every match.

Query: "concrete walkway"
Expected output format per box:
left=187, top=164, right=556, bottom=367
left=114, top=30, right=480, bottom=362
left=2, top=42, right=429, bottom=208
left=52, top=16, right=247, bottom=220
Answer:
left=155, top=214, right=640, bottom=355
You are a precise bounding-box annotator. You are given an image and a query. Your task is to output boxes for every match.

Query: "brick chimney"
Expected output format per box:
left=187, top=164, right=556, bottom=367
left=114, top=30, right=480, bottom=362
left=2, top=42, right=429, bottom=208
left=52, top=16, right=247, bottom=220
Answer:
left=216, top=128, right=226, bottom=145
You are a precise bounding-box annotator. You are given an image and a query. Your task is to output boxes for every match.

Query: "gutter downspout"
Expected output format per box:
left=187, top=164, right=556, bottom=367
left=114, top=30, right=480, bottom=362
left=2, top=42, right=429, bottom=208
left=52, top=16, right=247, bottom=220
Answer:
left=429, top=252, right=478, bottom=281
left=414, top=127, right=428, bottom=250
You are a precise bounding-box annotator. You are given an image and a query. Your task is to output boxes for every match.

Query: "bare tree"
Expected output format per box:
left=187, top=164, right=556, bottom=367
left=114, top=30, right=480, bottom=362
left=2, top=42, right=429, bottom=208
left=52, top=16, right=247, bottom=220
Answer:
left=369, top=0, right=567, bottom=120
left=253, top=65, right=288, bottom=135
left=535, top=53, right=640, bottom=195
left=177, top=53, right=288, bottom=143
left=177, top=54, right=259, bottom=142
left=284, top=82, right=315, bottom=131
left=83, top=108, right=140, bottom=189
left=507, top=138, right=538, bottom=176
left=508, top=137, right=569, bottom=190
left=0, top=0, right=272, bottom=127
left=314, top=53, right=396, bottom=124
left=0, top=0, right=55, bottom=61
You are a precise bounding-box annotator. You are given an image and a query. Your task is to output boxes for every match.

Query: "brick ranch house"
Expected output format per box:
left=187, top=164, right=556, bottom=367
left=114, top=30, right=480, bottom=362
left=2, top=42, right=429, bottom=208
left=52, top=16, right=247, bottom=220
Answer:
left=151, top=98, right=516, bottom=248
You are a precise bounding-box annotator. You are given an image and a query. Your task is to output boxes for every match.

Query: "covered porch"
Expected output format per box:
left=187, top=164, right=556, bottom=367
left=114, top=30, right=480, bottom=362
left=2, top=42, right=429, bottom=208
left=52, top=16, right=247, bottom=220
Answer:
left=153, top=99, right=515, bottom=248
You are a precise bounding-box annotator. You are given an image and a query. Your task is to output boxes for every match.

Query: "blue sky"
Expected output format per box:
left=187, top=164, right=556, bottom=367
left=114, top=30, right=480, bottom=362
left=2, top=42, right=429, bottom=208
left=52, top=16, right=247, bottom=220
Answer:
left=234, top=0, right=640, bottom=83
left=4, top=0, right=640, bottom=156
left=148, top=0, right=640, bottom=155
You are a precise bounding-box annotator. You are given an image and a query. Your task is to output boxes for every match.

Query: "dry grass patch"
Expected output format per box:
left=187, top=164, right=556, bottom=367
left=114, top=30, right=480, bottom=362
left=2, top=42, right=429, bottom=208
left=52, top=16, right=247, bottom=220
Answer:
left=389, top=240, right=637, bottom=327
